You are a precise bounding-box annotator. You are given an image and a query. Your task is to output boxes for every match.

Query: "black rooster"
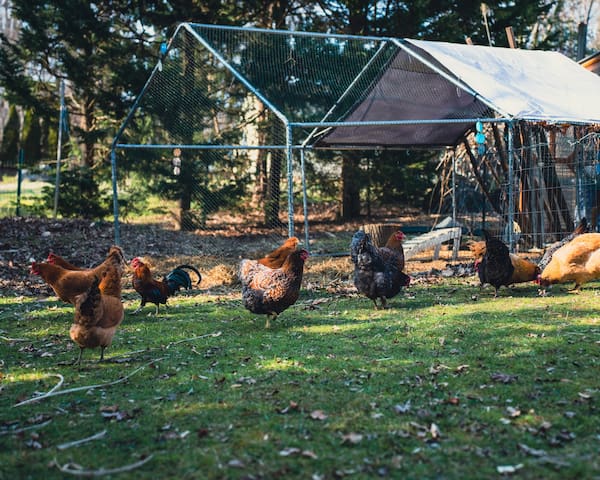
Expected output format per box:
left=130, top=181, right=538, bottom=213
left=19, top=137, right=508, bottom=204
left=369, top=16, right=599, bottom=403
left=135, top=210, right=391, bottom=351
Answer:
left=478, top=230, right=514, bottom=297
left=350, top=230, right=410, bottom=309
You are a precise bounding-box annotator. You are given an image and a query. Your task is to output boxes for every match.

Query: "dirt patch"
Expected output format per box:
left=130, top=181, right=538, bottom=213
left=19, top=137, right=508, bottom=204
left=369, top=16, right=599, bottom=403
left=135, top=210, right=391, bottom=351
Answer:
left=0, top=216, right=480, bottom=297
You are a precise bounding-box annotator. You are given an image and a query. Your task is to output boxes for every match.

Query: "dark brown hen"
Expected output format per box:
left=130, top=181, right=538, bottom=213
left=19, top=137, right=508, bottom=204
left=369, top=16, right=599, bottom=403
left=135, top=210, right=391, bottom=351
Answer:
left=478, top=230, right=514, bottom=297
left=350, top=230, right=410, bottom=309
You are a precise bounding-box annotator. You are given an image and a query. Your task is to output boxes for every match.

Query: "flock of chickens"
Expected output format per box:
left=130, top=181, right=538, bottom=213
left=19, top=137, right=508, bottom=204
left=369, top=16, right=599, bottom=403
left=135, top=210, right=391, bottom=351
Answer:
left=29, top=219, right=600, bottom=367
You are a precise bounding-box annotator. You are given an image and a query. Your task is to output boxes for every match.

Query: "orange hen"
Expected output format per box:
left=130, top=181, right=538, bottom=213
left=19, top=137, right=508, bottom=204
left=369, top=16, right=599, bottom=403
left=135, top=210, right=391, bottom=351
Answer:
left=240, top=249, right=308, bottom=328
left=257, top=237, right=300, bottom=269
left=30, top=246, right=126, bottom=303
left=537, top=233, right=600, bottom=291
left=71, top=275, right=124, bottom=368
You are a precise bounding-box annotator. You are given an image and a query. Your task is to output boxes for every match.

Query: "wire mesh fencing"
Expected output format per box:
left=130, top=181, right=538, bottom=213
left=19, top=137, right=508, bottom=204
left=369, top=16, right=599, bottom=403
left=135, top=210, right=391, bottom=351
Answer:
left=456, top=124, right=600, bottom=251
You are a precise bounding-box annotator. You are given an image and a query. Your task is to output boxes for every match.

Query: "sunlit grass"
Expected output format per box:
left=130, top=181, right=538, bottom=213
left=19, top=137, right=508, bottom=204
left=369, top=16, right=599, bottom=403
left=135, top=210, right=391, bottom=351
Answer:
left=1, top=281, right=599, bottom=479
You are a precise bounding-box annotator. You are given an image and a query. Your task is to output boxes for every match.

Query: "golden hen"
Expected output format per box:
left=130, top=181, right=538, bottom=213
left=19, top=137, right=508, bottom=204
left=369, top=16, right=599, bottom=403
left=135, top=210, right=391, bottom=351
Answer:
left=257, top=237, right=300, bottom=269
left=71, top=275, right=124, bottom=368
left=31, top=246, right=126, bottom=302
left=537, top=232, right=600, bottom=291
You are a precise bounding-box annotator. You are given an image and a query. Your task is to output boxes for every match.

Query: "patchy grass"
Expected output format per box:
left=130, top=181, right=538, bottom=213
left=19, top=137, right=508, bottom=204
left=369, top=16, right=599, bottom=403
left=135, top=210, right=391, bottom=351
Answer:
left=1, top=278, right=599, bottom=479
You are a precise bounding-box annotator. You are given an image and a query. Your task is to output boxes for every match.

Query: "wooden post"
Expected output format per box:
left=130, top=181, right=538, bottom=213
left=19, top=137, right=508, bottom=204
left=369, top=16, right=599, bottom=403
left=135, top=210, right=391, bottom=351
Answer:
left=505, top=26, right=516, bottom=49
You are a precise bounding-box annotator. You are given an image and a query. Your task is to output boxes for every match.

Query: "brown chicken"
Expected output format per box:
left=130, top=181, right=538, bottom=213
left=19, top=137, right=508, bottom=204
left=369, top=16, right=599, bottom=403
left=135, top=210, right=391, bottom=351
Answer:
left=469, top=239, right=540, bottom=287
left=30, top=246, right=126, bottom=303
left=240, top=249, right=309, bottom=328
left=537, top=218, right=588, bottom=273
left=257, top=237, right=300, bottom=269
left=537, top=232, right=600, bottom=291
left=130, top=257, right=201, bottom=315
left=383, top=230, right=406, bottom=272
left=71, top=275, right=124, bottom=368
left=47, top=252, right=84, bottom=270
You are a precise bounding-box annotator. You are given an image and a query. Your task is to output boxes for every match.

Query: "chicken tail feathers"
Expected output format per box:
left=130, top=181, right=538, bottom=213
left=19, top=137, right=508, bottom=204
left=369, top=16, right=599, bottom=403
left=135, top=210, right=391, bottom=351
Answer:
left=74, top=276, right=102, bottom=326
left=173, top=265, right=202, bottom=285
left=164, top=265, right=201, bottom=294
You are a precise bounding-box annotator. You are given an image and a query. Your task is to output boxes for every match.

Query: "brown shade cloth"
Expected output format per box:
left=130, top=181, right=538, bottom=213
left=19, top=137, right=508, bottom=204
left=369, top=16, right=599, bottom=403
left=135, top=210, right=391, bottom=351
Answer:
left=314, top=46, right=492, bottom=149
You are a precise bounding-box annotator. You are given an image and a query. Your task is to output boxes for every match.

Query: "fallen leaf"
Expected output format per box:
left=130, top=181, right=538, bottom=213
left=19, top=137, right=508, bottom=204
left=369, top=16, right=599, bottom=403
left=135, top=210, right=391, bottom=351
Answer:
left=496, top=464, right=523, bottom=474
left=491, top=372, right=518, bottom=384
left=507, top=406, right=521, bottom=418
left=310, top=410, right=328, bottom=421
left=341, top=432, right=363, bottom=445
left=394, top=401, right=411, bottom=414
left=278, top=401, right=299, bottom=414
left=279, top=447, right=301, bottom=456
left=302, top=450, right=318, bottom=459
left=518, top=443, right=547, bottom=457
left=455, top=364, right=469, bottom=374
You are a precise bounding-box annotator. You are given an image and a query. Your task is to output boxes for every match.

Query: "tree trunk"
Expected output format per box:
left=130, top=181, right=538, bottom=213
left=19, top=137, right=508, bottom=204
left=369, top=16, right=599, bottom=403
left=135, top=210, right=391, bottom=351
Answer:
left=340, top=152, right=362, bottom=220
left=337, top=4, right=370, bottom=220
left=179, top=190, right=196, bottom=231
left=265, top=148, right=283, bottom=227
left=176, top=33, right=196, bottom=230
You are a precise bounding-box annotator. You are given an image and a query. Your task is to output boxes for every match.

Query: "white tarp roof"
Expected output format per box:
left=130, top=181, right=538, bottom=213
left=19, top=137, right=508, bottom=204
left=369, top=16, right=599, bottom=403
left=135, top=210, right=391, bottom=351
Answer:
left=408, top=39, right=600, bottom=124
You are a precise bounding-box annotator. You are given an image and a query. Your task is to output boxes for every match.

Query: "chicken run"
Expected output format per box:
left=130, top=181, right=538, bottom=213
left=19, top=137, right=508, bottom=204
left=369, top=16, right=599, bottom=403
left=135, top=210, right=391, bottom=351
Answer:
left=2, top=209, right=598, bottom=367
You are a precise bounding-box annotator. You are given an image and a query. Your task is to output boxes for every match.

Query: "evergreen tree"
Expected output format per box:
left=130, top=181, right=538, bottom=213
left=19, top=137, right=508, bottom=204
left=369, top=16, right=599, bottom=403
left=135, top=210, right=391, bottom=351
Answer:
left=0, top=104, right=20, bottom=170
left=21, top=108, right=42, bottom=167
left=0, top=1, right=159, bottom=168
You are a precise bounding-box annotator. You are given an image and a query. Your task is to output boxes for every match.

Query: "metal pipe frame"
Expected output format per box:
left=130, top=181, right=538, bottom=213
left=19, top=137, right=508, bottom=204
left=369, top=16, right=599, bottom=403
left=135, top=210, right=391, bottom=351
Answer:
left=507, top=122, right=515, bottom=251
left=300, top=148, right=310, bottom=253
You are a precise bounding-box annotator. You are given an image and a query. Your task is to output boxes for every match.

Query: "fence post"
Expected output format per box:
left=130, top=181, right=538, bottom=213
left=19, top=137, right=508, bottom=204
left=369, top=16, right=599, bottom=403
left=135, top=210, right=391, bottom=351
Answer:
left=300, top=148, right=310, bottom=253
left=53, top=79, right=65, bottom=218
left=111, top=147, right=120, bottom=245
left=507, top=121, right=515, bottom=251
left=286, top=123, right=294, bottom=238
left=16, top=148, right=23, bottom=216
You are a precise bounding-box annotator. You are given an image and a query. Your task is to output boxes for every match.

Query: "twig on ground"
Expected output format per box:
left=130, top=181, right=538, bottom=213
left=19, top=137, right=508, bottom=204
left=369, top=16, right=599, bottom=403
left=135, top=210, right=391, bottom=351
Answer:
left=53, top=454, right=154, bottom=476
left=166, top=331, right=222, bottom=348
left=1, top=335, right=28, bottom=342
left=11, top=373, right=64, bottom=408
left=0, top=419, right=52, bottom=436
left=13, top=358, right=165, bottom=407
left=57, top=430, right=107, bottom=450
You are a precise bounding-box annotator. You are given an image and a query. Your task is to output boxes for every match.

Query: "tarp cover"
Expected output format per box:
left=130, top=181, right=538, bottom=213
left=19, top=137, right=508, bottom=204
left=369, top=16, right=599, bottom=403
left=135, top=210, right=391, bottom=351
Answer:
left=316, top=39, right=600, bottom=149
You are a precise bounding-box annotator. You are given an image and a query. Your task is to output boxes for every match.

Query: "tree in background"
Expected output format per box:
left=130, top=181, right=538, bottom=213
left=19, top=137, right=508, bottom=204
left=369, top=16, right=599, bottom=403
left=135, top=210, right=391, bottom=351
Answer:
left=1, top=1, right=162, bottom=167
left=20, top=108, right=42, bottom=167
left=0, top=0, right=591, bottom=224
left=0, top=104, right=20, bottom=171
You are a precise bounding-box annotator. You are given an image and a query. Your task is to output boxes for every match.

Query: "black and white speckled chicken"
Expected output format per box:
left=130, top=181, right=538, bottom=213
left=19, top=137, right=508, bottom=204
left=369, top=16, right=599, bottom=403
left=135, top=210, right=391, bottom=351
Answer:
left=350, top=230, right=410, bottom=309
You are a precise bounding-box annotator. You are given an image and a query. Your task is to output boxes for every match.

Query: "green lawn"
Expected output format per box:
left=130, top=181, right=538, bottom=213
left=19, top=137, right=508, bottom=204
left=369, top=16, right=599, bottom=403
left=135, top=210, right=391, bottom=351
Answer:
left=0, top=280, right=598, bottom=479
